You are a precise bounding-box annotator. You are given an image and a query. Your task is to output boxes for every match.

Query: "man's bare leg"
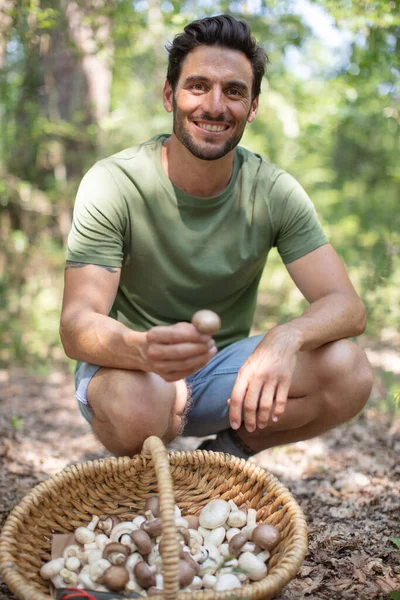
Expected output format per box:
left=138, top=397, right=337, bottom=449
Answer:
left=237, top=339, right=373, bottom=453
left=86, top=338, right=372, bottom=458
left=87, top=369, right=189, bottom=456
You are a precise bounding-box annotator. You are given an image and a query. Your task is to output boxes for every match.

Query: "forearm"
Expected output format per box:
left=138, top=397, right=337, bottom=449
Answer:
left=60, top=311, right=148, bottom=371
left=279, top=291, right=367, bottom=352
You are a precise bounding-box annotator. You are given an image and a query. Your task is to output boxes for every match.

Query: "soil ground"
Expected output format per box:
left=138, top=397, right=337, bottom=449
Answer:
left=0, top=354, right=399, bottom=600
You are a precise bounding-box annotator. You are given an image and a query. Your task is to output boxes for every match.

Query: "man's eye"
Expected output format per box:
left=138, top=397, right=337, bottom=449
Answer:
left=226, top=88, right=241, bottom=96
left=191, top=83, right=205, bottom=91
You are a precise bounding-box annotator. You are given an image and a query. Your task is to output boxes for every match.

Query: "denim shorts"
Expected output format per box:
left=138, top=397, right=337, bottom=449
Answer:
left=75, top=335, right=264, bottom=437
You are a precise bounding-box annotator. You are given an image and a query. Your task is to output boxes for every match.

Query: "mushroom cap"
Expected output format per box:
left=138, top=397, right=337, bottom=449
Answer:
left=199, top=499, right=230, bottom=529
left=178, top=559, right=196, bottom=588
left=214, top=573, right=242, bottom=591
left=185, top=515, right=200, bottom=530
left=40, top=557, right=65, bottom=580
left=134, top=561, right=157, bottom=589
left=191, top=310, right=221, bottom=335
left=238, top=551, right=267, bottom=581
left=145, top=496, right=160, bottom=518
left=130, top=529, right=152, bottom=555
left=141, top=517, right=163, bottom=538
left=101, top=565, right=129, bottom=591
left=102, top=542, right=129, bottom=564
left=251, top=523, right=281, bottom=550
left=228, top=532, right=248, bottom=557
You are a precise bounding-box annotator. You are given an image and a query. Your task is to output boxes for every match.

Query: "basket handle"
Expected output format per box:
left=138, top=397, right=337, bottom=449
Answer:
left=141, top=436, right=180, bottom=599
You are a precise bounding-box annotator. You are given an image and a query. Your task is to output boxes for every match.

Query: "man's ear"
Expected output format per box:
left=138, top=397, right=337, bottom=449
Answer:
left=247, top=96, right=259, bottom=123
left=163, top=80, right=173, bottom=113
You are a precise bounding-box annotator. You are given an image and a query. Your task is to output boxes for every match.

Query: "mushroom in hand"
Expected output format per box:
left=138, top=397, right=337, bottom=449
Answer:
left=191, top=310, right=221, bottom=335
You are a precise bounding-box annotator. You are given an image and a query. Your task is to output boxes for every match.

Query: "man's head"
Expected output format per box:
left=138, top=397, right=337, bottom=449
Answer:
left=164, top=15, right=268, bottom=161
left=166, top=14, right=267, bottom=101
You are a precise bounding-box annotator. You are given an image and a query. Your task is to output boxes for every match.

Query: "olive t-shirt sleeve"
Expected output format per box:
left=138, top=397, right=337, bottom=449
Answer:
left=66, top=163, right=126, bottom=267
left=269, top=171, right=328, bottom=264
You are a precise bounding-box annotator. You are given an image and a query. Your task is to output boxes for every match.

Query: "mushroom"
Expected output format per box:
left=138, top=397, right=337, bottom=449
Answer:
left=141, top=517, right=163, bottom=538
left=88, top=549, right=103, bottom=565
left=110, top=521, right=137, bottom=543
left=95, top=533, right=110, bottom=552
left=60, top=568, right=79, bottom=586
left=145, top=496, right=160, bottom=518
left=63, top=545, right=84, bottom=561
left=65, top=556, right=81, bottom=572
left=238, top=551, right=267, bottom=581
left=241, top=508, right=257, bottom=539
left=40, top=557, right=65, bottom=580
left=98, top=516, right=120, bottom=537
left=50, top=574, right=65, bottom=589
left=178, top=559, right=196, bottom=588
left=134, top=561, right=157, bottom=589
left=101, top=565, right=130, bottom=591
left=186, top=515, right=200, bottom=530
left=102, top=542, right=129, bottom=565
left=219, top=543, right=230, bottom=558
left=130, top=529, right=152, bottom=555
left=191, top=310, right=221, bottom=334
left=132, top=515, right=147, bottom=528
left=202, top=574, right=217, bottom=589
left=74, top=515, right=100, bottom=545
left=182, top=551, right=200, bottom=574
left=89, top=558, right=112, bottom=582
left=125, top=552, right=142, bottom=574
left=228, top=532, right=248, bottom=557
left=251, top=523, right=281, bottom=550
left=199, top=499, right=230, bottom=529
left=198, top=543, right=222, bottom=576
left=188, top=529, right=203, bottom=546
left=187, top=575, right=203, bottom=590
left=199, top=525, right=225, bottom=547
left=78, top=571, right=107, bottom=591
left=214, top=573, right=242, bottom=591
left=227, top=500, right=247, bottom=528
left=176, top=517, right=189, bottom=529
left=226, top=527, right=241, bottom=541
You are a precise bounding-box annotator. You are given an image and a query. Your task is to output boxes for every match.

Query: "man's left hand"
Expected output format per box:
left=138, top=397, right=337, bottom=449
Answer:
left=228, top=325, right=301, bottom=432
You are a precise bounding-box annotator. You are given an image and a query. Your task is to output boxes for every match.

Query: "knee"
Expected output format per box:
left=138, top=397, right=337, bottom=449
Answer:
left=319, top=339, right=373, bottom=421
left=91, top=370, right=180, bottom=456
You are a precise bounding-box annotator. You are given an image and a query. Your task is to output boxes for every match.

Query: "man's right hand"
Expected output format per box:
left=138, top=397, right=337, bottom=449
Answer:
left=143, top=322, right=217, bottom=382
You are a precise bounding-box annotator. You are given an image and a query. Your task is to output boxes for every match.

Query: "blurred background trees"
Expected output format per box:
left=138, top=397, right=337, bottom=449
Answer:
left=0, top=0, right=399, bottom=407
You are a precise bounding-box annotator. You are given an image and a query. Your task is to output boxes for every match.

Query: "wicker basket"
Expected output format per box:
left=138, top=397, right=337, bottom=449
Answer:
left=0, top=436, right=307, bottom=600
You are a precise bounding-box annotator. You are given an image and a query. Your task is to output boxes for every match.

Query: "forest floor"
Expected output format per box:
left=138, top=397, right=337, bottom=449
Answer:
left=0, top=339, right=399, bottom=600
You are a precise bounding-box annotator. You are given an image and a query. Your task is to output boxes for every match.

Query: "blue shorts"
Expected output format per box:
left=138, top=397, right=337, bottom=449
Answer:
left=75, top=335, right=264, bottom=437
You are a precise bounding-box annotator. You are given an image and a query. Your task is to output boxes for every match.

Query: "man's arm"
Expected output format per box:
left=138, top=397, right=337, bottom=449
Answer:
left=60, top=262, right=216, bottom=382
left=228, top=244, right=367, bottom=431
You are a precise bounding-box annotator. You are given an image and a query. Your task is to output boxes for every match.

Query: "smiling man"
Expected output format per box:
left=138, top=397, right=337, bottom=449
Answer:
left=60, top=15, right=373, bottom=458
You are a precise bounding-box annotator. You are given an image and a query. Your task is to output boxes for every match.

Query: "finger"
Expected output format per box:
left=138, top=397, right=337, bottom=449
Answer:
left=147, top=323, right=211, bottom=344
left=152, top=347, right=217, bottom=374
left=256, top=383, right=276, bottom=429
left=229, top=373, right=249, bottom=430
left=272, top=381, right=290, bottom=422
left=148, top=340, right=215, bottom=361
left=243, top=381, right=263, bottom=433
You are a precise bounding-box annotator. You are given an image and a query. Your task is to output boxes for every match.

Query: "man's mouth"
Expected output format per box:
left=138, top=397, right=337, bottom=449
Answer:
left=193, top=121, right=230, bottom=133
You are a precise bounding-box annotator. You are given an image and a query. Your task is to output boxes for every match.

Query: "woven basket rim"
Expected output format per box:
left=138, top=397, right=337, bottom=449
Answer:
left=0, top=445, right=308, bottom=600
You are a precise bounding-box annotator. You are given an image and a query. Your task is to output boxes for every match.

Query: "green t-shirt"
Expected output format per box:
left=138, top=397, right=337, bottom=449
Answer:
left=67, top=134, right=328, bottom=349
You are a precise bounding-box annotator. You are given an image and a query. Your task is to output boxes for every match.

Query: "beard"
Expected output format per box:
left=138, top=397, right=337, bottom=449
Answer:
left=172, top=99, right=249, bottom=161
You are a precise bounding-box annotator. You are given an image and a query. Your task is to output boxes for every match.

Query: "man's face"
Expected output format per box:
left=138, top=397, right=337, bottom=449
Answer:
left=163, top=45, right=258, bottom=161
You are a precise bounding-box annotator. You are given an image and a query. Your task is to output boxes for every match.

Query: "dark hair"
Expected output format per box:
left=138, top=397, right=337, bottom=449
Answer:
left=166, top=14, right=268, bottom=99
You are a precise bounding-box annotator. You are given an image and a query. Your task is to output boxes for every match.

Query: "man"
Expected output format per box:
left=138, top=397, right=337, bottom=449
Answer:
left=60, top=14, right=373, bottom=459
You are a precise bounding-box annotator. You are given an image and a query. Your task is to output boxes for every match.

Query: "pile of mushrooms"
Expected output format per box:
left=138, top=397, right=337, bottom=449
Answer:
left=40, top=497, right=281, bottom=595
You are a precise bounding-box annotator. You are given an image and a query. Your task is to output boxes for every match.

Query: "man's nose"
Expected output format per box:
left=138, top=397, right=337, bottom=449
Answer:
left=202, top=88, right=225, bottom=116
